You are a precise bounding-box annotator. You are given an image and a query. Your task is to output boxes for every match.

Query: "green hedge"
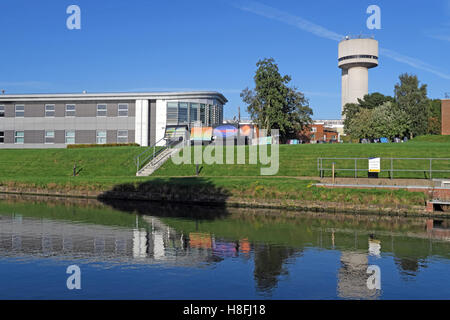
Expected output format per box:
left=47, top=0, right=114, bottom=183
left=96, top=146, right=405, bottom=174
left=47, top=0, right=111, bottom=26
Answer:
left=67, top=143, right=139, bottom=149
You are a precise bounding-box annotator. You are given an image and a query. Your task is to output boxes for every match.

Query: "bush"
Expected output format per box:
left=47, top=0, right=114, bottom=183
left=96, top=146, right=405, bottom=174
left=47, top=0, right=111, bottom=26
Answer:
left=67, top=143, right=139, bottom=149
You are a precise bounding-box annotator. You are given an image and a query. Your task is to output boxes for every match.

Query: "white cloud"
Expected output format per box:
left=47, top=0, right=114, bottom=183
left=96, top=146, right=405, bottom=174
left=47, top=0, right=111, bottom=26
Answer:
left=232, top=0, right=450, bottom=80
left=233, top=0, right=343, bottom=41
left=379, top=48, right=450, bottom=80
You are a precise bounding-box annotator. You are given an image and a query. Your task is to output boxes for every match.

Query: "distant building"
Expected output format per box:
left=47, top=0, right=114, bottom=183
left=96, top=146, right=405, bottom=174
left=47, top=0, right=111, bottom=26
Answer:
left=300, top=120, right=342, bottom=143
left=442, top=99, right=450, bottom=135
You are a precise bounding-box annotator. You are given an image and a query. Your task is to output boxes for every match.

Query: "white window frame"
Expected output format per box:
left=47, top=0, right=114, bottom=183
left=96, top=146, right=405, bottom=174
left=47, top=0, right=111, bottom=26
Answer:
left=117, top=130, right=128, bottom=143
left=45, top=104, right=55, bottom=117
left=0, top=131, right=4, bottom=144
left=44, top=130, right=55, bottom=144
left=118, top=104, right=128, bottom=117
left=14, top=131, right=24, bottom=144
left=311, top=127, right=317, bottom=133
left=97, top=104, right=107, bottom=117
left=96, top=130, right=107, bottom=144
left=15, top=105, right=25, bottom=118
left=65, top=104, right=76, bottom=117
left=0, top=105, right=4, bottom=117
left=65, top=130, right=75, bottom=144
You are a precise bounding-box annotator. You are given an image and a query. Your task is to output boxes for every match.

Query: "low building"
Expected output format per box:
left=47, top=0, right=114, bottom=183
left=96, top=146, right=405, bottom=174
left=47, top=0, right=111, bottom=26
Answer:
left=442, top=99, right=450, bottom=135
left=300, top=121, right=340, bottom=143
left=0, top=91, right=227, bottom=148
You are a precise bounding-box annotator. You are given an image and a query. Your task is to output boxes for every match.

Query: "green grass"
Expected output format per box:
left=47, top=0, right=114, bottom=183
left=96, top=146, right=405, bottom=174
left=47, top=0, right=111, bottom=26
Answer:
left=410, top=135, right=450, bottom=143
left=0, top=141, right=444, bottom=208
left=0, top=146, right=146, bottom=178
left=154, top=141, right=450, bottom=179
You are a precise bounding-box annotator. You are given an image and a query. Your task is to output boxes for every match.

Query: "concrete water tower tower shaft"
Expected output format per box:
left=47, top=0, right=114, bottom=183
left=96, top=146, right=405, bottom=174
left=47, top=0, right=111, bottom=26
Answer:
left=338, top=37, right=378, bottom=118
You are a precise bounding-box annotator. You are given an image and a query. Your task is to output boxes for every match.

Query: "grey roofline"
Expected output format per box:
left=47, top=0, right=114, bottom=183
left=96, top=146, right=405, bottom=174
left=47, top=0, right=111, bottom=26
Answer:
left=0, top=91, right=228, bottom=105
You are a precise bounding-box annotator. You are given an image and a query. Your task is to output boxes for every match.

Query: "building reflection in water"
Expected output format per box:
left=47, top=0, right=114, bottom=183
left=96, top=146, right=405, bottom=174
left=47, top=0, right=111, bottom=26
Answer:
left=337, top=235, right=382, bottom=300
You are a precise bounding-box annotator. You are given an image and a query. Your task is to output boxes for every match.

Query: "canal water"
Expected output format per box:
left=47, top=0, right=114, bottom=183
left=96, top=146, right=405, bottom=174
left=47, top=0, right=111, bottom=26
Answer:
left=0, top=195, right=449, bottom=300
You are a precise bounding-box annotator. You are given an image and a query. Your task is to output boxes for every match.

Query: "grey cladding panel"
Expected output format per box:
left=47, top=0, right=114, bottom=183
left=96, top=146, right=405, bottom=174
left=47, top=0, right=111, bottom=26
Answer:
left=107, top=130, right=117, bottom=143
left=4, top=130, right=14, bottom=144
left=55, top=130, right=66, bottom=144
left=128, top=130, right=135, bottom=143
left=24, top=130, right=45, bottom=144
left=75, top=130, right=96, bottom=144
left=4, top=104, right=15, bottom=117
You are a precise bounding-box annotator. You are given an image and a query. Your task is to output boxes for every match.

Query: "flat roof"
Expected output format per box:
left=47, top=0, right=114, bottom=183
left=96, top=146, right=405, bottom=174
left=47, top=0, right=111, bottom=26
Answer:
left=0, top=91, right=228, bottom=105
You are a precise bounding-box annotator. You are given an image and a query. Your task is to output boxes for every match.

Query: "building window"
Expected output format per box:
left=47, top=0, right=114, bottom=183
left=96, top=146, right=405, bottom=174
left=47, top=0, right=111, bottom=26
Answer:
left=14, top=131, right=24, bottom=144
left=96, top=130, right=107, bottom=144
left=178, top=102, right=188, bottom=123
left=200, top=104, right=205, bottom=124
left=190, top=103, right=199, bottom=123
left=65, top=130, right=75, bottom=144
left=97, top=104, right=107, bottom=117
left=117, top=130, right=128, bottom=143
left=118, top=104, right=128, bottom=117
left=45, top=105, right=55, bottom=117
left=45, top=131, right=55, bottom=144
left=0, top=106, right=4, bottom=117
left=0, top=131, right=4, bottom=143
left=15, top=105, right=25, bottom=117
left=311, top=127, right=317, bottom=133
left=66, top=104, right=76, bottom=117
left=167, top=102, right=178, bottom=125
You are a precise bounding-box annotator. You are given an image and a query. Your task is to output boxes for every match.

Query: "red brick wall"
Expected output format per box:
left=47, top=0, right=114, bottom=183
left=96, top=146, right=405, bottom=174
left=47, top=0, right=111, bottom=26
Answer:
left=300, top=124, right=338, bottom=143
left=442, top=100, right=450, bottom=135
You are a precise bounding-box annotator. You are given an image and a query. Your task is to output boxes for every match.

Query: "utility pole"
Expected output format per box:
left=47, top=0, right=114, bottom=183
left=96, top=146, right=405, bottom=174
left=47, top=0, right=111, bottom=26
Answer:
left=238, top=106, right=241, bottom=123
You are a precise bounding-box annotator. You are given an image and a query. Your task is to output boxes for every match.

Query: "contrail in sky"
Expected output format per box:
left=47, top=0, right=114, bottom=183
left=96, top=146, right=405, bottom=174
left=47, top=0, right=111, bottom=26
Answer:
left=232, top=0, right=450, bottom=80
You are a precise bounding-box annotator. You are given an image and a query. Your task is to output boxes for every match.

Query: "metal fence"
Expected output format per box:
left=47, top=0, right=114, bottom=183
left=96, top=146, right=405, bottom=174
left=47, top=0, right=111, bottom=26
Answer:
left=317, top=157, right=450, bottom=180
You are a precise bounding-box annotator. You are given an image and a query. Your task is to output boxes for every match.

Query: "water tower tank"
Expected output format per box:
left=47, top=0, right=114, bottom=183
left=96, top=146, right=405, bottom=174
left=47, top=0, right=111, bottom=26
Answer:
left=338, top=37, right=379, bottom=118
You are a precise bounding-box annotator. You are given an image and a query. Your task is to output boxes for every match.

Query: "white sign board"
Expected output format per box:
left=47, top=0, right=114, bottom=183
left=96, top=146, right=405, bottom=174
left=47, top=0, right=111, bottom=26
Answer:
left=368, top=157, right=381, bottom=173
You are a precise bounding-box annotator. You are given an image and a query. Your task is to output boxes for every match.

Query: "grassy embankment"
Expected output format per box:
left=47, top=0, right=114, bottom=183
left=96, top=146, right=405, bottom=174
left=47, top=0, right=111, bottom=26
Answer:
left=1, top=136, right=449, bottom=208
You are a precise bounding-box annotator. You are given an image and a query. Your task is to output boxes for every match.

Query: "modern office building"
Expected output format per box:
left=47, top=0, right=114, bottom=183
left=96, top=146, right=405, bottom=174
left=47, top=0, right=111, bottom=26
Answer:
left=0, top=91, right=227, bottom=148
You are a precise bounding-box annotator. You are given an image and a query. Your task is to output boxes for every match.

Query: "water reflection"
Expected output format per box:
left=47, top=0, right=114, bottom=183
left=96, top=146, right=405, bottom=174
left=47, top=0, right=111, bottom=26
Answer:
left=0, top=195, right=449, bottom=299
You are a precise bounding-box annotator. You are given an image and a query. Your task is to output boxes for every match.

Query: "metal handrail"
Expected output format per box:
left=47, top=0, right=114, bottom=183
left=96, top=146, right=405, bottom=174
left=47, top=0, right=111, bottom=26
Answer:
left=135, top=137, right=168, bottom=173
left=317, top=157, right=450, bottom=180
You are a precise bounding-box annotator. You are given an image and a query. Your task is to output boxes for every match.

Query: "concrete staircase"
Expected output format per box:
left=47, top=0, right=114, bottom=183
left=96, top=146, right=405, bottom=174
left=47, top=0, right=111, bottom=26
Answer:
left=136, top=147, right=179, bottom=177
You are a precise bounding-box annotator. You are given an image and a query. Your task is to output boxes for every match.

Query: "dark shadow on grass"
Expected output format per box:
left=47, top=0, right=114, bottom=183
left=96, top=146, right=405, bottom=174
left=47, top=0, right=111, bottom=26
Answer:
left=97, top=177, right=231, bottom=220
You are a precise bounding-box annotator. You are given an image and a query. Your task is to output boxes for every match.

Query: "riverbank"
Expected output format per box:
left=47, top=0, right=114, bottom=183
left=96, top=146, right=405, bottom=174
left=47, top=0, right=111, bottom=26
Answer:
left=0, top=176, right=441, bottom=217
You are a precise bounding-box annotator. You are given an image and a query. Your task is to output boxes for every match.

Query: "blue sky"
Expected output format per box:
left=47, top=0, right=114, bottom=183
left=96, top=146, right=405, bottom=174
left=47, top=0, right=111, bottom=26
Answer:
left=1, top=0, right=450, bottom=119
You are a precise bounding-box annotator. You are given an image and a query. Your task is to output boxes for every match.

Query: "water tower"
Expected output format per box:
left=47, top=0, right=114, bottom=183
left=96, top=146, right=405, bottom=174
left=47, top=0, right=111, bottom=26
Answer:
left=338, top=36, right=379, bottom=118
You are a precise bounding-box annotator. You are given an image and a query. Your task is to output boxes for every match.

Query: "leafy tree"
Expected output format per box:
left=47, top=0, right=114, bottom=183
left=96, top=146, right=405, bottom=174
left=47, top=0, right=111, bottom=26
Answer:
left=346, top=108, right=374, bottom=140
left=427, top=99, right=441, bottom=135
left=394, top=73, right=429, bottom=138
left=241, top=58, right=312, bottom=141
left=357, top=92, right=395, bottom=109
left=343, top=92, right=395, bottom=136
left=370, top=102, right=409, bottom=139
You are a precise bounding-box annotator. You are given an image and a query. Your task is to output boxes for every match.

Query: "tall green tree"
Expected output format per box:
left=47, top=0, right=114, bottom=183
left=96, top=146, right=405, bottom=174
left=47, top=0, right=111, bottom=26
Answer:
left=394, top=73, right=429, bottom=138
left=427, top=99, right=442, bottom=135
left=241, top=58, right=312, bottom=141
left=342, top=92, right=395, bottom=136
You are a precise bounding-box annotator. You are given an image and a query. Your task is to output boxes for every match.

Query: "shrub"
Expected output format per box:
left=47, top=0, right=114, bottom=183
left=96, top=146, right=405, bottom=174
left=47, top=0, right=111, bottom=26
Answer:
left=67, top=143, right=139, bottom=149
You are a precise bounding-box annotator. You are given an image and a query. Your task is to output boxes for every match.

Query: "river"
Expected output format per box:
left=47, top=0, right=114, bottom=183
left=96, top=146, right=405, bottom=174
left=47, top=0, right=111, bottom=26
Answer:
left=0, top=195, right=449, bottom=299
